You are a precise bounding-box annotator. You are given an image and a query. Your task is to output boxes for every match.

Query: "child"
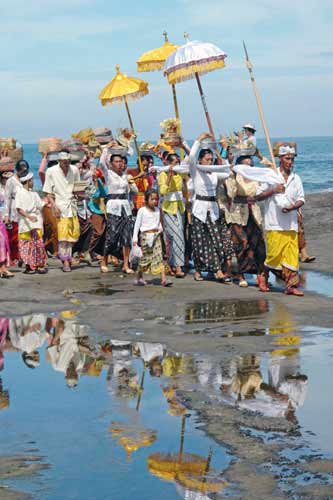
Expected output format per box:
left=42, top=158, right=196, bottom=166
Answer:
left=132, top=189, right=172, bottom=287
left=16, top=173, right=47, bottom=274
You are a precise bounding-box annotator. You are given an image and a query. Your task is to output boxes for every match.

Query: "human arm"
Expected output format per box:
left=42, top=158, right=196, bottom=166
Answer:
left=98, top=147, right=110, bottom=180
left=43, top=169, right=61, bottom=218
left=251, top=183, right=285, bottom=202
left=132, top=208, right=143, bottom=244
left=38, top=156, right=48, bottom=185
left=157, top=172, right=170, bottom=196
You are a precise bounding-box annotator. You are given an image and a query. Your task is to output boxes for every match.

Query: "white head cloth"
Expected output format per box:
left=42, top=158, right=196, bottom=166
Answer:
left=279, top=145, right=296, bottom=156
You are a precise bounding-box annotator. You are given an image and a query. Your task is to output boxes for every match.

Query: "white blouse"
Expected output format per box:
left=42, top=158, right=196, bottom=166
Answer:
left=189, top=140, right=231, bottom=223
left=132, top=206, right=162, bottom=243
left=5, top=175, right=22, bottom=223
left=15, top=188, right=45, bottom=233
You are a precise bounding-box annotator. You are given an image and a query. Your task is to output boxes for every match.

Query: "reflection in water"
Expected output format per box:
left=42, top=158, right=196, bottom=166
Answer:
left=184, top=299, right=269, bottom=324
left=0, top=309, right=319, bottom=498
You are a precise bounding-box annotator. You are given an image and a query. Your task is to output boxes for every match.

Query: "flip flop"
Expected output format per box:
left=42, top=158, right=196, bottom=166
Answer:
left=300, top=256, right=316, bottom=263
left=239, top=279, right=249, bottom=288
left=37, top=268, right=47, bottom=274
left=23, top=269, right=36, bottom=275
left=161, top=280, right=173, bottom=287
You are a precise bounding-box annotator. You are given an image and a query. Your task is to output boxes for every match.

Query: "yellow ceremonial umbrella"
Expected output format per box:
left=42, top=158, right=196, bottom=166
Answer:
left=137, top=32, right=180, bottom=126
left=164, top=33, right=227, bottom=140
left=109, top=421, right=157, bottom=461
left=99, top=65, right=149, bottom=172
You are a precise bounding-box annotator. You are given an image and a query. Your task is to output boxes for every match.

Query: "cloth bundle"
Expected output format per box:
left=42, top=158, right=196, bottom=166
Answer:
left=72, top=128, right=95, bottom=145
left=39, top=138, right=63, bottom=154
left=94, top=128, right=113, bottom=145
left=7, top=147, right=23, bottom=162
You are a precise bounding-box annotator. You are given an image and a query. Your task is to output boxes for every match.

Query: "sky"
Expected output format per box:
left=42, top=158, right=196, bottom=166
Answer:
left=0, top=0, right=332, bottom=143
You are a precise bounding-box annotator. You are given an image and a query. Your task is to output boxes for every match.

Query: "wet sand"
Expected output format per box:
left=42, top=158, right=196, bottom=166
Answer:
left=1, top=191, right=332, bottom=499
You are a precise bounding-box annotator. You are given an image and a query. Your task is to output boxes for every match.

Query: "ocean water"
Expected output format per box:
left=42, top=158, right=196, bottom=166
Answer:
left=23, top=136, right=333, bottom=193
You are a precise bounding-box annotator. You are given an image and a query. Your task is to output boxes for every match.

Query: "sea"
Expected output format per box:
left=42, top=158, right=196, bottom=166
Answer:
left=23, top=136, right=333, bottom=194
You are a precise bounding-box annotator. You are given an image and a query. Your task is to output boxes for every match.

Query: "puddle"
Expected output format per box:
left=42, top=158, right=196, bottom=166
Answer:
left=0, top=314, right=231, bottom=499
left=184, top=299, right=269, bottom=324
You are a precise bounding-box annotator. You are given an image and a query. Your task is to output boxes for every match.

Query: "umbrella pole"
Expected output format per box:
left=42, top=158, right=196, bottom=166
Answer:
left=136, top=370, right=145, bottom=412
left=195, top=72, right=215, bottom=141
left=171, top=84, right=184, bottom=161
left=179, top=413, right=186, bottom=461
left=243, top=41, right=277, bottom=171
left=124, top=97, right=144, bottom=174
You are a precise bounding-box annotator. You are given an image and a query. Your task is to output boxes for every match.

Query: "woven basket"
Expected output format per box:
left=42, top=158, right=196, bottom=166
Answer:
left=164, top=133, right=181, bottom=147
left=7, top=147, right=23, bottom=162
left=0, top=137, right=16, bottom=150
left=39, top=138, right=63, bottom=154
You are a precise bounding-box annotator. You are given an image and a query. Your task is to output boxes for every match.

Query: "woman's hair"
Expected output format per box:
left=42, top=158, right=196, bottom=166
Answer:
left=144, top=188, right=158, bottom=203
left=47, top=160, right=58, bottom=168
left=235, top=155, right=252, bottom=165
left=198, top=148, right=213, bottom=161
left=167, top=153, right=180, bottom=164
left=122, top=156, right=128, bottom=165
left=15, top=160, right=30, bottom=176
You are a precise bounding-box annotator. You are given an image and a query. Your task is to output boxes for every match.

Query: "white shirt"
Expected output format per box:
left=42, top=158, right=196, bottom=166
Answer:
left=189, top=140, right=231, bottom=223
left=99, top=148, right=137, bottom=216
left=5, top=175, right=22, bottom=222
left=132, top=206, right=162, bottom=243
left=243, top=134, right=257, bottom=148
left=258, top=169, right=305, bottom=231
left=134, top=342, right=164, bottom=363
left=43, top=164, right=80, bottom=218
left=9, top=314, right=47, bottom=353
left=15, top=188, right=44, bottom=233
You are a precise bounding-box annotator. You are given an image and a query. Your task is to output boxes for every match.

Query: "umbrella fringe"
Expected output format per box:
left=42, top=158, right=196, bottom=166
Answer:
left=165, top=59, right=225, bottom=85
left=101, top=89, right=149, bottom=106
left=137, top=61, right=165, bottom=72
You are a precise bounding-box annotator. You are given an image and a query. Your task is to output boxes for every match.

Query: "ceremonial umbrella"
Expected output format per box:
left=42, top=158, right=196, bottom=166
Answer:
left=164, top=33, right=227, bottom=140
left=109, top=421, right=157, bottom=461
left=137, top=32, right=180, bottom=124
left=99, top=65, right=149, bottom=172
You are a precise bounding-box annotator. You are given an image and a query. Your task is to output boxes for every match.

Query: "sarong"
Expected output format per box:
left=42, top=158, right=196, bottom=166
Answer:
left=7, top=221, right=19, bottom=262
left=231, top=211, right=266, bottom=275
left=191, top=212, right=233, bottom=273
left=42, top=206, right=58, bottom=255
left=18, top=229, right=47, bottom=270
left=139, top=233, right=164, bottom=275
left=265, top=230, right=300, bottom=288
left=89, top=213, right=106, bottom=257
left=0, top=222, right=10, bottom=265
left=57, top=216, right=80, bottom=243
left=104, top=209, right=134, bottom=258
left=163, top=211, right=185, bottom=267
left=73, top=216, right=93, bottom=254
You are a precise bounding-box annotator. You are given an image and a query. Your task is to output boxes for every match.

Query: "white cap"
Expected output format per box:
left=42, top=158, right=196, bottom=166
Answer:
left=279, top=145, right=296, bottom=156
left=20, top=172, right=34, bottom=183
left=243, top=123, right=256, bottom=132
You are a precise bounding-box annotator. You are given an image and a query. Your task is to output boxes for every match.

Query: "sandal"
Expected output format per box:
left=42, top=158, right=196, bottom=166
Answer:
left=100, top=265, right=109, bottom=273
left=161, top=280, right=173, bottom=287
left=122, top=268, right=135, bottom=275
left=194, top=272, right=204, bottom=281
left=239, top=279, right=249, bottom=288
left=37, top=268, right=47, bottom=275
left=0, top=271, right=14, bottom=279
left=300, top=256, right=316, bottom=263
left=62, top=265, right=72, bottom=273
left=175, top=272, right=185, bottom=278
left=134, top=278, right=147, bottom=286
left=222, top=276, right=233, bottom=285
left=284, top=287, right=304, bottom=296
left=23, top=268, right=36, bottom=275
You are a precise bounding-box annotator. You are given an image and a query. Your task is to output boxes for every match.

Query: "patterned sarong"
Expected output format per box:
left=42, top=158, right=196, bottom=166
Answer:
left=139, top=233, right=164, bottom=275
left=163, top=211, right=185, bottom=267
left=18, top=229, right=46, bottom=270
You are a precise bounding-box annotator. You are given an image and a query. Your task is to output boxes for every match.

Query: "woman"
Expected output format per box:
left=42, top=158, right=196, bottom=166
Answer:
left=189, top=133, right=233, bottom=282
left=39, top=155, right=58, bottom=256
left=158, top=153, right=186, bottom=278
left=5, top=160, right=29, bottom=263
left=226, top=155, right=267, bottom=290
left=87, top=168, right=107, bottom=260
left=0, top=167, right=13, bottom=278
left=16, top=173, right=47, bottom=274
left=99, top=146, right=138, bottom=274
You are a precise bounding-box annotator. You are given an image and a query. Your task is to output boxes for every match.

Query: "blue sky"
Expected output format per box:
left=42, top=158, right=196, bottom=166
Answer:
left=0, top=0, right=332, bottom=142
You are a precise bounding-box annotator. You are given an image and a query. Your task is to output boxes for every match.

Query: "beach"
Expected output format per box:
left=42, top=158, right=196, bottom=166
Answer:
left=1, top=191, right=332, bottom=499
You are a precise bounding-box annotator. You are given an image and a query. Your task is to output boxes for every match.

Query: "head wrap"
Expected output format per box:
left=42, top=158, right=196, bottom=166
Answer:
left=279, top=145, right=296, bottom=156
left=20, top=172, right=34, bottom=184
left=243, top=123, right=256, bottom=132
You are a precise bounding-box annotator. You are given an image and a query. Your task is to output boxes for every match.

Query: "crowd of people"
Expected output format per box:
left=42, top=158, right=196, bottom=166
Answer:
left=0, top=123, right=315, bottom=296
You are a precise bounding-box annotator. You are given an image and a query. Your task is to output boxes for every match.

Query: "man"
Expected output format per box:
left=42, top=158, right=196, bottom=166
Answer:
left=242, top=123, right=257, bottom=149
left=43, top=152, right=80, bottom=272
left=254, top=145, right=305, bottom=296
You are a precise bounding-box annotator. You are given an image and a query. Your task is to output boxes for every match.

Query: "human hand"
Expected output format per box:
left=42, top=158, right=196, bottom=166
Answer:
left=29, top=215, right=38, bottom=223
left=282, top=206, right=294, bottom=213
left=274, top=184, right=285, bottom=194
left=198, top=132, right=212, bottom=142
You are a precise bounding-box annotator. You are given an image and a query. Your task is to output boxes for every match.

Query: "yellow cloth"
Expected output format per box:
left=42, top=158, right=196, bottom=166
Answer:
left=57, top=216, right=80, bottom=243
left=158, top=172, right=185, bottom=215
left=18, top=229, right=43, bottom=240
left=265, top=230, right=299, bottom=272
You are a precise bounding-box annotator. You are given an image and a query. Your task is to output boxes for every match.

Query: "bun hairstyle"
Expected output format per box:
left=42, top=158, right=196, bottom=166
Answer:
left=166, top=153, right=180, bottom=164
left=198, top=148, right=213, bottom=161
left=15, top=160, right=30, bottom=177
left=144, top=188, right=158, bottom=203
left=235, top=155, right=252, bottom=165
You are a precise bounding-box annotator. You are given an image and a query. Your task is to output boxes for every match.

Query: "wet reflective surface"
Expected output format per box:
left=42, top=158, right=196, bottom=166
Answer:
left=0, top=308, right=332, bottom=498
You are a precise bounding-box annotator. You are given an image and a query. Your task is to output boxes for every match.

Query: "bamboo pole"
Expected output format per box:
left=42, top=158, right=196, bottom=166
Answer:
left=135, top=370, right=145, bottom=412
left=124, top=96, right=144, bottom=174
left=195, top=72, right=216, bottom=141
left=243, top=41, right=277, bottom=170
